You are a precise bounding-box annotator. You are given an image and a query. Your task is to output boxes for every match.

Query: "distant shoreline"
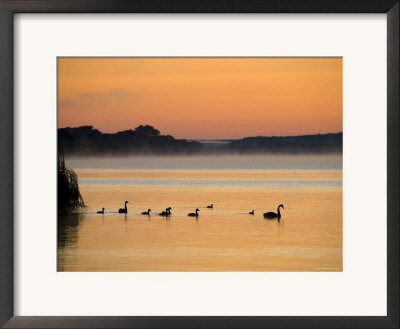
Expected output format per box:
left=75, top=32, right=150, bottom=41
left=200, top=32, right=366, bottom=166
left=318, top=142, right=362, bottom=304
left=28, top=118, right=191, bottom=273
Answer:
left=58, top=125, right=343, bottom=156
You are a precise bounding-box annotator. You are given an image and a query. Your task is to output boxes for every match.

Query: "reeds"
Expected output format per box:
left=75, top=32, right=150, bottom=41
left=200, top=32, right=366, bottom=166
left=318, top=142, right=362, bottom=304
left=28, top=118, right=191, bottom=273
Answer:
left=57, top=150, right=86, bottom=214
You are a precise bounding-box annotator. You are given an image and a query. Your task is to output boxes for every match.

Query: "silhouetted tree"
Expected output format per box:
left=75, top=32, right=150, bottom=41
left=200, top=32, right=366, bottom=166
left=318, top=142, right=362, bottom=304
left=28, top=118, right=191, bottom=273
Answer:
left=134, top=125, right=160, bottom=137
left=58, top=149, right=86, bottom=214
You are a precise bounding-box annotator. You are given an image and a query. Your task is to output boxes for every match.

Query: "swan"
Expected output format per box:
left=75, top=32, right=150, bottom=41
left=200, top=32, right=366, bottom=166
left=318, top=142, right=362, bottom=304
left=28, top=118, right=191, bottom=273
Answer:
left=207, top=204, right=213, bottom=209
left=249, top=210, right=254, bottom=215
left=159, top=207, right=171, bottom=216
left=97, top=207, right=105, bottom=214
left=141, top=209, right=151, bottom=215
left=118, top=201, right=129, bottom=214
left=188, top=208, right=200, bottom=217
left=263, top=204, right=284, bottom=219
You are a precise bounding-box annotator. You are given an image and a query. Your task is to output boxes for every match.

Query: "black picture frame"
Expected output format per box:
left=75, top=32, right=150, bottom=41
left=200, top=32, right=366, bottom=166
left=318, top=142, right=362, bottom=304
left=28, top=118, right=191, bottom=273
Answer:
left=0, top=1, right=398, bottom=328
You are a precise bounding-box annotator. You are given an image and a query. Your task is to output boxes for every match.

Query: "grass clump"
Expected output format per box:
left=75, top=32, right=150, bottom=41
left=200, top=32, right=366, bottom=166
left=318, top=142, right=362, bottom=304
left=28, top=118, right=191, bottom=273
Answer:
left=58, top=150, right=86, bottom=214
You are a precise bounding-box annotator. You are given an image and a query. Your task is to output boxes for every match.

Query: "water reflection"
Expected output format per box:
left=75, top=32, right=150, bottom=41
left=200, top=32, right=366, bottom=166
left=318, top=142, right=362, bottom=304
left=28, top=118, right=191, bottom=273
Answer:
left=57, top=213, right=85, bottom=271
left=58, top=213, right=82, bottom=247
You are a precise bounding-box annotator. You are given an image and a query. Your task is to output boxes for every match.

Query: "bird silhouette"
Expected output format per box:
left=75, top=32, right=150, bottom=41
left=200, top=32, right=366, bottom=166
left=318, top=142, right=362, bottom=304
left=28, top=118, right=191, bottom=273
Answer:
left=263, top=204, right=284, bottom=219
left=188, top=208, right=200, bottom=217
left=118, top=201, right=129, bottom=214
left=141, top=209, right=151, bottom=215
left=159, top=207, right=171, bottom=216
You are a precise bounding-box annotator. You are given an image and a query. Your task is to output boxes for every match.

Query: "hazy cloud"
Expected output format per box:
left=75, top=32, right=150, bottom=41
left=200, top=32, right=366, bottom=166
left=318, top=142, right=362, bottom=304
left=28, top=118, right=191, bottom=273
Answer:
left=58, top=99, right=76, bottom=108
left=59, top=89, right=137, bottom=109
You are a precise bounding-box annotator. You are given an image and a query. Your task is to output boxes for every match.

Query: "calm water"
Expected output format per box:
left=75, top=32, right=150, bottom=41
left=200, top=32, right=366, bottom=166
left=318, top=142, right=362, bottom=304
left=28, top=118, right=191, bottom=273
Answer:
left=58, top=155, right=342, bottom=271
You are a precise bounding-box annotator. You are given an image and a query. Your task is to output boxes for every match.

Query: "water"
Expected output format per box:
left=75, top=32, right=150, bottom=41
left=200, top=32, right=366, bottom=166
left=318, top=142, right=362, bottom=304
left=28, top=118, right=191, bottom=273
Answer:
left=58, top=155, right=342, bottom=271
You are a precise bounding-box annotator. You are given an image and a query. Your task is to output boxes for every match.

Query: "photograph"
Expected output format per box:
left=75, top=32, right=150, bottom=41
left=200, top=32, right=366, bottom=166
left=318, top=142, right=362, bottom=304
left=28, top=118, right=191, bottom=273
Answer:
left=57, top=57, right=343, bottom=272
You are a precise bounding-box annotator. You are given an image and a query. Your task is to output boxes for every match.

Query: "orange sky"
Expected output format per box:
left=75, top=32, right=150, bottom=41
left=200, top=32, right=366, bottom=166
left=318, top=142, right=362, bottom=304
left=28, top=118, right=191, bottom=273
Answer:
left=58, top=58, right=342, bottom=139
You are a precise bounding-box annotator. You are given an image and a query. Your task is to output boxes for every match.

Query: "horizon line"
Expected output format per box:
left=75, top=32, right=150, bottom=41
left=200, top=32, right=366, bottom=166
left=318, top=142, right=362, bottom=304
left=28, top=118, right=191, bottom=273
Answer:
left=58, top=125, right=343, bottom=140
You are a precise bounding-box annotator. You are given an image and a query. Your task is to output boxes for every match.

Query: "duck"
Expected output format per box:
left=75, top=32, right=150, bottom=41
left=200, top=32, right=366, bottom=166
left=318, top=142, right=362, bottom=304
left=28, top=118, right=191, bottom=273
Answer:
left=118, top=201, right=129, bottom=214
left=97, top=207, right=105, bottom=214
left=141, top=209, right=151, bottom=215
left=188, top=208, right=200, bottom=217
left=263, top=204, right=284, bottom=219
left=249, top=210, right=255, bottom=215
left=207, top=204, right=213, bottom=209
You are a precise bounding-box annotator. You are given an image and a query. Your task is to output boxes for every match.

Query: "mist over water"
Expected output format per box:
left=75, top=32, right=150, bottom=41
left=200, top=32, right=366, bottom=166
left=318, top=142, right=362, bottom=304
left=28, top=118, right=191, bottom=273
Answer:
left=67, top=154, right=342, bottom=170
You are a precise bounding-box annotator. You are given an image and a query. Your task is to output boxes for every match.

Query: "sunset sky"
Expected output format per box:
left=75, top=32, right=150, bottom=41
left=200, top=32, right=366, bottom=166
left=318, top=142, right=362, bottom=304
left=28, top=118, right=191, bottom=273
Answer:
left=58, top=58, right=342, bottom=139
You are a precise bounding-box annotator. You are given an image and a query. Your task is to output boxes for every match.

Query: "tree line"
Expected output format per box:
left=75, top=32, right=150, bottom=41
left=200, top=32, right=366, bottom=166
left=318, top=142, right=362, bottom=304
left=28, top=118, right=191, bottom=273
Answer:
left=226, top=132, right=342, bottom=154
left=58, top=125, right=342, bottom=155
left=58, top=125, right=204, bottom=155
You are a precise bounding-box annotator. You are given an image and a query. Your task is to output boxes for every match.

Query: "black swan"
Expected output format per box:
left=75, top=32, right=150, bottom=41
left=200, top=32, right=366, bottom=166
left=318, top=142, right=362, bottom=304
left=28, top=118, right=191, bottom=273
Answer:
left=118, top=201, right=129, bottom=214
left=263, top=204, right=284, bottom=219
left=141, top=209, right=151, bottom=215
left=159, top=207, right=171, bottom=216
left=249, top=210, right=255, bottom=215
left=188, top=208, right=200, bottom=217
left=97, top=207, right=105, bottom=214
left=207, top=204, right=213, bottom=209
